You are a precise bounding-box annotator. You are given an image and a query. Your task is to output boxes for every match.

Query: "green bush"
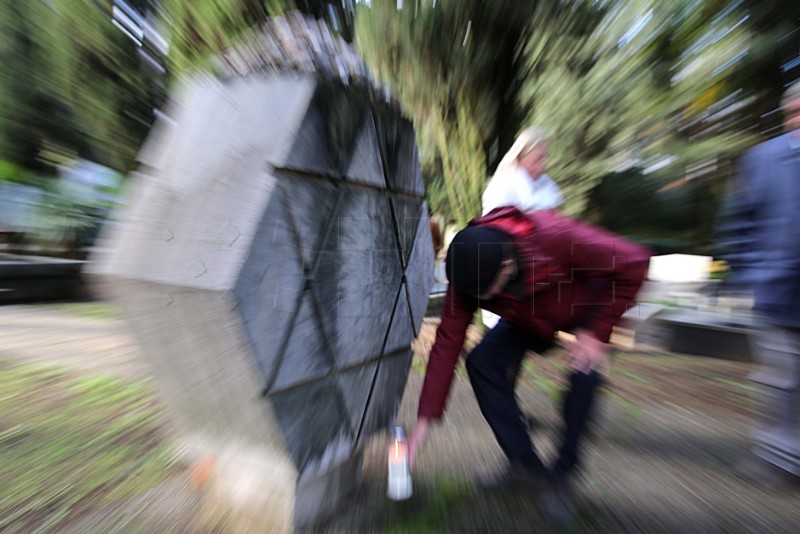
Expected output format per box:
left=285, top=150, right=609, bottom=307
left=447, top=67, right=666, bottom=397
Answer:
left=25, top=180, right=114, bottom=251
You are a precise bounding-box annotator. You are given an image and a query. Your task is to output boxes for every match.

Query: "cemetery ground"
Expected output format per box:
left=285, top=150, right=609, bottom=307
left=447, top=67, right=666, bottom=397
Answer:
left=1, top=303, right=799, bottom=533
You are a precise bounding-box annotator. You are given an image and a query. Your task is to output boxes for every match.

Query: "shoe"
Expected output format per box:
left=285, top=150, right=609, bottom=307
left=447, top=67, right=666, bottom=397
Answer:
left=550, top=467, right=577, bottom=495
left=476, top=465, right=577, bottom=526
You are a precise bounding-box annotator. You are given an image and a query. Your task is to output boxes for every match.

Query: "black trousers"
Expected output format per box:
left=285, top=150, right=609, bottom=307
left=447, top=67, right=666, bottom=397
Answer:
left=466, top=320, right=602, bottom=476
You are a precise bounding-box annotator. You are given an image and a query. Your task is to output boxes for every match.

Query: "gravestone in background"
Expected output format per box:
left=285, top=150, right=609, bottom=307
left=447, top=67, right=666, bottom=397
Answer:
left=92, top=14, right=433, bottom=531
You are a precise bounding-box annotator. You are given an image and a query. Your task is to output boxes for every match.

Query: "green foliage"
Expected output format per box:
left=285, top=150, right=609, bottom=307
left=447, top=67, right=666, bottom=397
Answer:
left=160, top=1, right=360, bottom=74
left=385, top=476, right=475, bottom=534
left=584, top=167, right=721, bottom=253
left=0, top=160, right=47, bottom=187
left=355, top=0, right=535, bottom=224
left=3, top=0, right=798, bottom=247
left=353, top=0, right=797, bottom=247
left=355, top=0, right=536, bottom=225
left=0, top=360, right=175, bottom=533
left=430, top=104, right=486, bottom=225
left=520, top=0, right=758, bottom=215
left=160, top=0, right=276, bottom=74
left=24, top=179, right=118, bottom=250
left=0, top=0, right=165, bottom=173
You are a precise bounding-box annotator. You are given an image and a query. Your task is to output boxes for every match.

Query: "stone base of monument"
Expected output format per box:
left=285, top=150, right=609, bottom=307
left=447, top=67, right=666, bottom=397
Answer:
left=187, top=441, right=296, bottom=532
left=168, top=434, right=363, bottom=531
left=294, top=452, right=363, bottom=527
left=178, top=439, right=362, bottom=529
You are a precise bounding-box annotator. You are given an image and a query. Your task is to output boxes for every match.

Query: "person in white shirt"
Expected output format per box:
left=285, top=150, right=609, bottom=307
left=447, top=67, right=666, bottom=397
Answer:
left=482, top=127, right=564, bottom=329
left=482, top=127, right=564, bottom=216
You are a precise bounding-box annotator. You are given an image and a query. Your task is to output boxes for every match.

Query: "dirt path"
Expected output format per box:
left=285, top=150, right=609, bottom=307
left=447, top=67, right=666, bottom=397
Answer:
left=2, top=305, right=799, bottom=533
left=318, top=324, right=800, bottom=533
left=0, top=304, right=152, bottom=379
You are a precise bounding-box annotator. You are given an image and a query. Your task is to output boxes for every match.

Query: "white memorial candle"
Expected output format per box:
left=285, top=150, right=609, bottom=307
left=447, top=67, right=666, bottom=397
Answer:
left=387, top=426, right=412, bottom=500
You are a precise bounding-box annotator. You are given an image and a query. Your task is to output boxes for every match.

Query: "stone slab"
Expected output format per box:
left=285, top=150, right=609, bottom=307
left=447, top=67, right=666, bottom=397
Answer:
left=652, top=308, right=754, bottom=361
left=94, top=71, right=433, bottom=530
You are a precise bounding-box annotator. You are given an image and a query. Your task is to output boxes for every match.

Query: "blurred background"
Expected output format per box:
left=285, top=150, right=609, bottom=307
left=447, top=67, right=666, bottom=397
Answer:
left=1, top=0, right=799, bottom=262
left=2, top=1, right=800, bottom=532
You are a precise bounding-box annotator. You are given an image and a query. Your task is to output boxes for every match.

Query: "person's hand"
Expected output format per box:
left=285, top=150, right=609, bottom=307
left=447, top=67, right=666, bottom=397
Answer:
left=408, top=417, right=431, bottom=469
left=567, top=329, right=610, bottom=375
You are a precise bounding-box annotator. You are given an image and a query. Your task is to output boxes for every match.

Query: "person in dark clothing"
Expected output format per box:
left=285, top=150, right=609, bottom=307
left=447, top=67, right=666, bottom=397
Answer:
left=717, top=81, right=800, bottom=483
left=407, top=206, right=650, bottom=518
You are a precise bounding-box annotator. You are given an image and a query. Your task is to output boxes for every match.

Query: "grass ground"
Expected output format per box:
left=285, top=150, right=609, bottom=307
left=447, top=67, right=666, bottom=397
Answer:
left=1, top=304, right=799, bottom=533
left=39, top=302, right=120, bottom=321
left=0, top=360, right=175, bottom=533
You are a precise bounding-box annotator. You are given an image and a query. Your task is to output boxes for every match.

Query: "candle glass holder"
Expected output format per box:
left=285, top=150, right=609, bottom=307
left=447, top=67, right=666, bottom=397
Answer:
left=387, top=425, right=412, bottom=500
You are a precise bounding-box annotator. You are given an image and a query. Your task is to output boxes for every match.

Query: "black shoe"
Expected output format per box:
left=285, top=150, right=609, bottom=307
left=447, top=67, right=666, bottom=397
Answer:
left=549, top=460, right=578, bottom=483
left=551, top=467, right=576, bottom=493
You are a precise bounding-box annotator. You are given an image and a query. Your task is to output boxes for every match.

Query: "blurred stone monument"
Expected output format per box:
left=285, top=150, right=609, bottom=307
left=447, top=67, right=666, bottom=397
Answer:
left=92, top=13, right=433, bottom=531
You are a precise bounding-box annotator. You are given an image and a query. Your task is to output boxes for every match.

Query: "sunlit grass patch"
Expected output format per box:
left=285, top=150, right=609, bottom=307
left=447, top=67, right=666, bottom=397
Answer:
left=384, top=476, right=475, bottom=534
left=39, top=302, right=120, bottom=321
left=0, top=360, right=175, bottom=533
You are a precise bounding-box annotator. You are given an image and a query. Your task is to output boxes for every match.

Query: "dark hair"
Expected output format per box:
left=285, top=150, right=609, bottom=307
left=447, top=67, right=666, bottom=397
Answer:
left=445, top=226, right=512, bottom=296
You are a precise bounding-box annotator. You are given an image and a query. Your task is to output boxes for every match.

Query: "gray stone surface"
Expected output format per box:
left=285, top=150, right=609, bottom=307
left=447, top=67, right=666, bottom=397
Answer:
left=283, top=83, right=369, bottom=177
left=345, top=114, right=385, bottom=188
left=385, top=286, right=415, bottom=355
left=295, top=452, right=363, bottom=529
left=358, top=350, right=414, bottom=445
left=235, top=186, right=305, bottom=381
left=93, top=71, right=432, bottom=530
left=405, top=205, right=435, bottom=327
left=373, top=102, right=424, bottom=197
left=748, top=323, right=800, bottom=476
left=391, top=196, right=424, bottom=265
left=337, top=362, right=378, bottom=437
left=270, top=293, right=333, bottom=392
left=313, top=188, right=403, bottom=369
left=271, top=376, right=354, bottom=475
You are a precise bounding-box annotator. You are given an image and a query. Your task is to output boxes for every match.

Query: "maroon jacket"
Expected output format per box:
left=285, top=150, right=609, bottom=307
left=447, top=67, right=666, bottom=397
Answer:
left=418, top=207, right=651, bottom=420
